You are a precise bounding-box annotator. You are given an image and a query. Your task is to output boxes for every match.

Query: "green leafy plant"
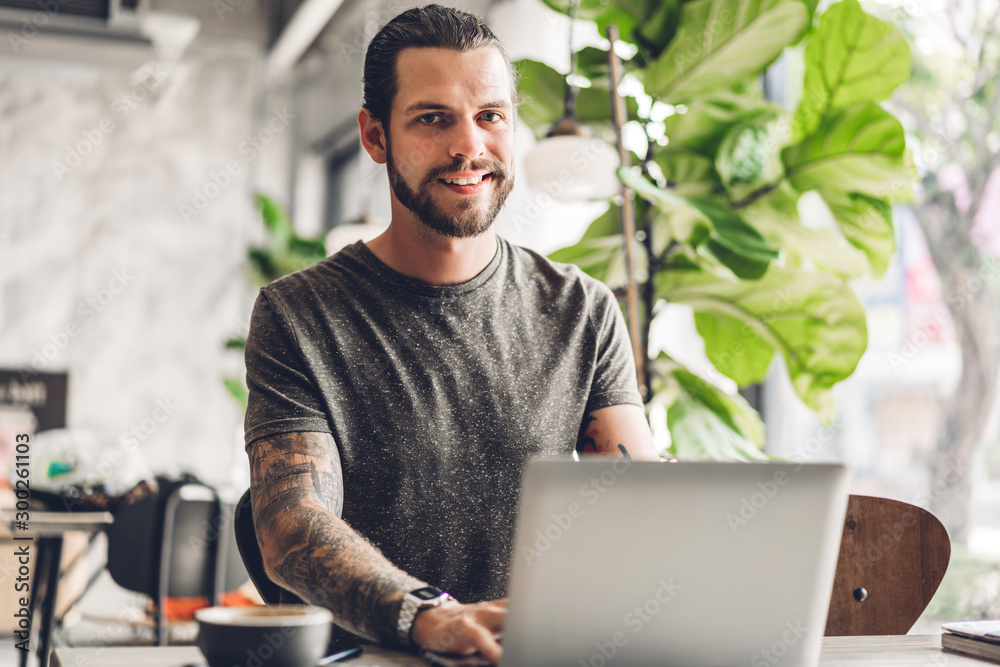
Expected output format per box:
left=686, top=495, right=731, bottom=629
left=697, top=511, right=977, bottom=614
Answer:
left=521, top=0, right=915, bottom=459
left=224, top=193, right=328, bottom=409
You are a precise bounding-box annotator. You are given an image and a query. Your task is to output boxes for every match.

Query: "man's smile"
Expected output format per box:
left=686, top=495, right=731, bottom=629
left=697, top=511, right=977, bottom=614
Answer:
left=437, top=172, right=495, bottom=194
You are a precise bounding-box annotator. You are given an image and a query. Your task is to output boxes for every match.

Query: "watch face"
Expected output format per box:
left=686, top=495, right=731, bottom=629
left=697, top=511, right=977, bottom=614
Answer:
left=413, top=587, right=444, bottom=600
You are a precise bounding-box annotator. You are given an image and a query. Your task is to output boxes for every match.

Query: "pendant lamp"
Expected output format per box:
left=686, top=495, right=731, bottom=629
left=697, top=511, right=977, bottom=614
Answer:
left=523, top=0, right=620, bottom=202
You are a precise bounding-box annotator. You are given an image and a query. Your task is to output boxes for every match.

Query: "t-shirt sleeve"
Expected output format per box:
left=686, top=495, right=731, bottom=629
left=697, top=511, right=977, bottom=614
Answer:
left=243, top=290, right=332, bottom=447
left=585, top=283, right=644, bottom=413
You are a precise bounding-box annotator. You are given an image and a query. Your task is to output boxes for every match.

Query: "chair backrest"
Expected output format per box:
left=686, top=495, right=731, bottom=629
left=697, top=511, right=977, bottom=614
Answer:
left=825, top=494, right=951, bottom=636
left=106, top=478, right=249, bottom=643
left=234, top=488, right=304, bottom=605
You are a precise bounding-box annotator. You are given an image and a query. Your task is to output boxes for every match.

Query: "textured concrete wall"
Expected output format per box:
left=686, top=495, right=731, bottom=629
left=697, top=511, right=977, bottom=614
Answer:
left=0, top=0, right=601, bottom=494
left=0, top=7, right=267, bottom=492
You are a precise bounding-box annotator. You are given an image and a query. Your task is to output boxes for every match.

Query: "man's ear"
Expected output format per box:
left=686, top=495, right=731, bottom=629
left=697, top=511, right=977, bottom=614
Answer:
left=358, top=108, right=388, bottom=165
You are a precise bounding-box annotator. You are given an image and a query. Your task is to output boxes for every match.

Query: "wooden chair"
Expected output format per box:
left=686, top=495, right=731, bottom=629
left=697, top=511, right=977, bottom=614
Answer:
left=825, top=494, right=951, bottom=636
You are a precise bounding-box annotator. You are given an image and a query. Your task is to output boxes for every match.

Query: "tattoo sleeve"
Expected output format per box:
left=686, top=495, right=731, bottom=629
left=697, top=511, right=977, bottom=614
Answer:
left=248, top=432, right=424, bottom=644
left=576, top=412, right=602, bottom=454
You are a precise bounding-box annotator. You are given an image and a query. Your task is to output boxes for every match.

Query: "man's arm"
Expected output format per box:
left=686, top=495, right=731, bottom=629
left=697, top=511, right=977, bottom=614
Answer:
left=575, top=404, right=659, bottom=460
left=249, top=431, right=421, bottom=642
left=248, top=431, right=505, bottom=661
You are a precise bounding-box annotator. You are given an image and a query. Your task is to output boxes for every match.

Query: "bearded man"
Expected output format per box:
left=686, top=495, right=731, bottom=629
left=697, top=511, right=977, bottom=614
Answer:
left=243, top=4, right=657, bottom=664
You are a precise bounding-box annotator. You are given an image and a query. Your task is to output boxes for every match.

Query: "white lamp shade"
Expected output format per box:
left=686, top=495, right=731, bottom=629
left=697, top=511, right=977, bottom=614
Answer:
left=524, top=135, right=622, bottom=202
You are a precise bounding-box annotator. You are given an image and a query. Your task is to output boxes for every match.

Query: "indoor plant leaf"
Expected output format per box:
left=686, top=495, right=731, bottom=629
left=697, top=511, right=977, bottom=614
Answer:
left=223, top=376, right=249, bottom=411
left=620, top=167, right=778, bottom=278
left=741, top=183, right=870, bottom=278
left=819, top=191, right=896, bottom=278
left=642, top=0, right=810, bottom=103
left=649, top=353, right=768, bottom=461
left=255, top=192, right=293, bottom=255
left=714, top=107, right=790, bottom=202
left=574, top=85, right=641, bottom=126
left=692, top=309, right=777, bottom=389
left=655, top=265, right=868, bottom=419
left=661, top=81, right=765, bottom=156
left=549, top=206, right=633, bottom=288
left=783, top=101, right=914, bottom=202
left=792, top=0, right=911, bottom=141
left=653, top=150, right=718, bottom=198
left=633, top=0, right=683, bottom=59
left=575, top=46, right=615, bottom=85
left=513, top=59, right=567, bottom=140
left=513, top=58, right=639, bottom=143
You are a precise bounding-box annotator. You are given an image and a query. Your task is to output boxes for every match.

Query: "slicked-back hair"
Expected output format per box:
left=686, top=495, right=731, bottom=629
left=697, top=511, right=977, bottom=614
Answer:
left=361, top=3, right=519, bottom=131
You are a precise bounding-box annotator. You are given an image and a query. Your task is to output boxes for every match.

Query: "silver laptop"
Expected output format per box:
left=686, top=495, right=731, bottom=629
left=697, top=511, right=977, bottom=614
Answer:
left=425, top=459, right=850, bottom=667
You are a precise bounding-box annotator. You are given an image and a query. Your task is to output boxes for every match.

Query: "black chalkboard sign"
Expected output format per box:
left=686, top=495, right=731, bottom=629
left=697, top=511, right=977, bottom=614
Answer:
left=0, top=370, right=68, bottom=432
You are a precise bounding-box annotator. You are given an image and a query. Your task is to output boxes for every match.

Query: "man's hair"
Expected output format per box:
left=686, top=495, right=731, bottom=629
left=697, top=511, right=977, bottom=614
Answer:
left=361, top=3, right=519, bottom=129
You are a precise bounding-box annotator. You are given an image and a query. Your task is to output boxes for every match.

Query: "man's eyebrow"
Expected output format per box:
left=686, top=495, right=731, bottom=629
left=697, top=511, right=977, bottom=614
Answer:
left=403, top=100, right=512, bottom=115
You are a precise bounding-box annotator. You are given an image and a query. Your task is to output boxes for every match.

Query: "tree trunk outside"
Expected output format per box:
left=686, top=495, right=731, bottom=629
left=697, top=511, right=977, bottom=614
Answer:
left=912, top=202, right=1000, bottom=543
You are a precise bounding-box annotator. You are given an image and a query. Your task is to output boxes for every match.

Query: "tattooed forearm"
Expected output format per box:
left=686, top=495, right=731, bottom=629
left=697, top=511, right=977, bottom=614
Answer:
left=249, top=432, right=424, bottom=644
left=576, top=413, right=601, bottom=454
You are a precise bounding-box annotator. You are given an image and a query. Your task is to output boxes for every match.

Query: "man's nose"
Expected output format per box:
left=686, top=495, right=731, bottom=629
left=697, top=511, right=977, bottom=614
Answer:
left=447, top=117, right=486, bottom=161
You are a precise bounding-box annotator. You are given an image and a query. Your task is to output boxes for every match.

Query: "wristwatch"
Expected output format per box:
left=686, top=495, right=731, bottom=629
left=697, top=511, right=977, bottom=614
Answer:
left=397, top=585, right=455, bottom=645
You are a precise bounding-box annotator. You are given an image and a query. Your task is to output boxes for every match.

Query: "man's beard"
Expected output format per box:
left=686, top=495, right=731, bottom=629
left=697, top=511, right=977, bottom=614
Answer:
left=384, top=135, right=514, bottom=239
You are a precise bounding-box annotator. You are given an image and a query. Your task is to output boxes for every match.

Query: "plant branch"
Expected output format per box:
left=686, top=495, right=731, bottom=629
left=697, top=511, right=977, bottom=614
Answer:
left=890, top=96, right=967, bottom=168
left=730, top=181, right=783, bottom=210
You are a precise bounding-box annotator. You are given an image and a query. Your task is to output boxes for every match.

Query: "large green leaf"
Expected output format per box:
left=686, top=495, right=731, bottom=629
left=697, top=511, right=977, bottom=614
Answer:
left=223, top=376, right=249, bottom=411
left=662, top=82, right=765, bottom=156
left=693, top=310, right=776, bottom=387
left=549, top=205, right=634, bottom=288
left=741, top=184, right=869, bottom=278
left=655, top=265, right=867, bottom=418
left=250, top=194, right=327, bottom=284
left=642, top=0, right=810, bottom=103
left=783, top=101, right=914, bottom=202
left=514, top=58, right=639, bottom=142
left=649, top=353, right=768, bottom=461
left=575, top=46, right=615, bottom=85
left=574, top=86, right=641, bottom=128
left=653, top=150, right=718, bottom=197
left=256, top=193, right=293, bottom=255
left=633, top=1, right=683, bottom=59
left=619, top=167, right=778, bottom=278
left=715, top=108, right=790, bottom=201
left=540, top=0, right=614, bottom=20
left=549, top=236, right=628, bottom=288
left=792, top=0, right=911, bottom=141
left=542, top=0, right=641, bottom=49
left=514, top=59, right=567, bottom=139
left=820, top=191, right=896, bottom=277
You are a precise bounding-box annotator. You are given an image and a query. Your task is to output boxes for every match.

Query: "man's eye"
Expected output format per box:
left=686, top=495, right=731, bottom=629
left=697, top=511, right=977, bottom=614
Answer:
left=418, top=114, right=442, bottom=124
left=482, top=112, right=503, bottom=122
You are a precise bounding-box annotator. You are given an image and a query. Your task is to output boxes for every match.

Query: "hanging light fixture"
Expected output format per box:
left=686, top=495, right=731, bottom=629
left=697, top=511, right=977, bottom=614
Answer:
left=524, top=0, right=621, bottom=202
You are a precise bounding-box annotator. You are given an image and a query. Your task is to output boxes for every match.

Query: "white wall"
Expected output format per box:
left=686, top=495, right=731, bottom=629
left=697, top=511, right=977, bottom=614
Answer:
left=0, top=1, right=268, bottom=493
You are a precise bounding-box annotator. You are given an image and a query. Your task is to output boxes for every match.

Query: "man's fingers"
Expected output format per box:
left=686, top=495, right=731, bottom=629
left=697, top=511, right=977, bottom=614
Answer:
left=462, top=618, right=502, bottom=665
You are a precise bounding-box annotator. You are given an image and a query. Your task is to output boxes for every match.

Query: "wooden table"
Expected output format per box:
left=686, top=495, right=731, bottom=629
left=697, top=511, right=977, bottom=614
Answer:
left=1, top=510, right=113, bottom=667
left=49, top=635, right=984, bottom=666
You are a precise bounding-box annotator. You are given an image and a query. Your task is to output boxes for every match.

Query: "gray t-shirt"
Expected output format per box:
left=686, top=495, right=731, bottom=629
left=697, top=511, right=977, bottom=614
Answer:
left=244, top=237, right=641, bottom=602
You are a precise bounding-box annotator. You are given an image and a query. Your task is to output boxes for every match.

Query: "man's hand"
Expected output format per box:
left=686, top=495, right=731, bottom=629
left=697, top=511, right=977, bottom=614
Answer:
left=412, top=598, right=507, bottom=664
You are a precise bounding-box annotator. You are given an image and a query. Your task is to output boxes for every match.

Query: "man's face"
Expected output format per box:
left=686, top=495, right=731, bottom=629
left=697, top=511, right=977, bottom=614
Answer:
left=383, top=46, right=515, bottom=239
